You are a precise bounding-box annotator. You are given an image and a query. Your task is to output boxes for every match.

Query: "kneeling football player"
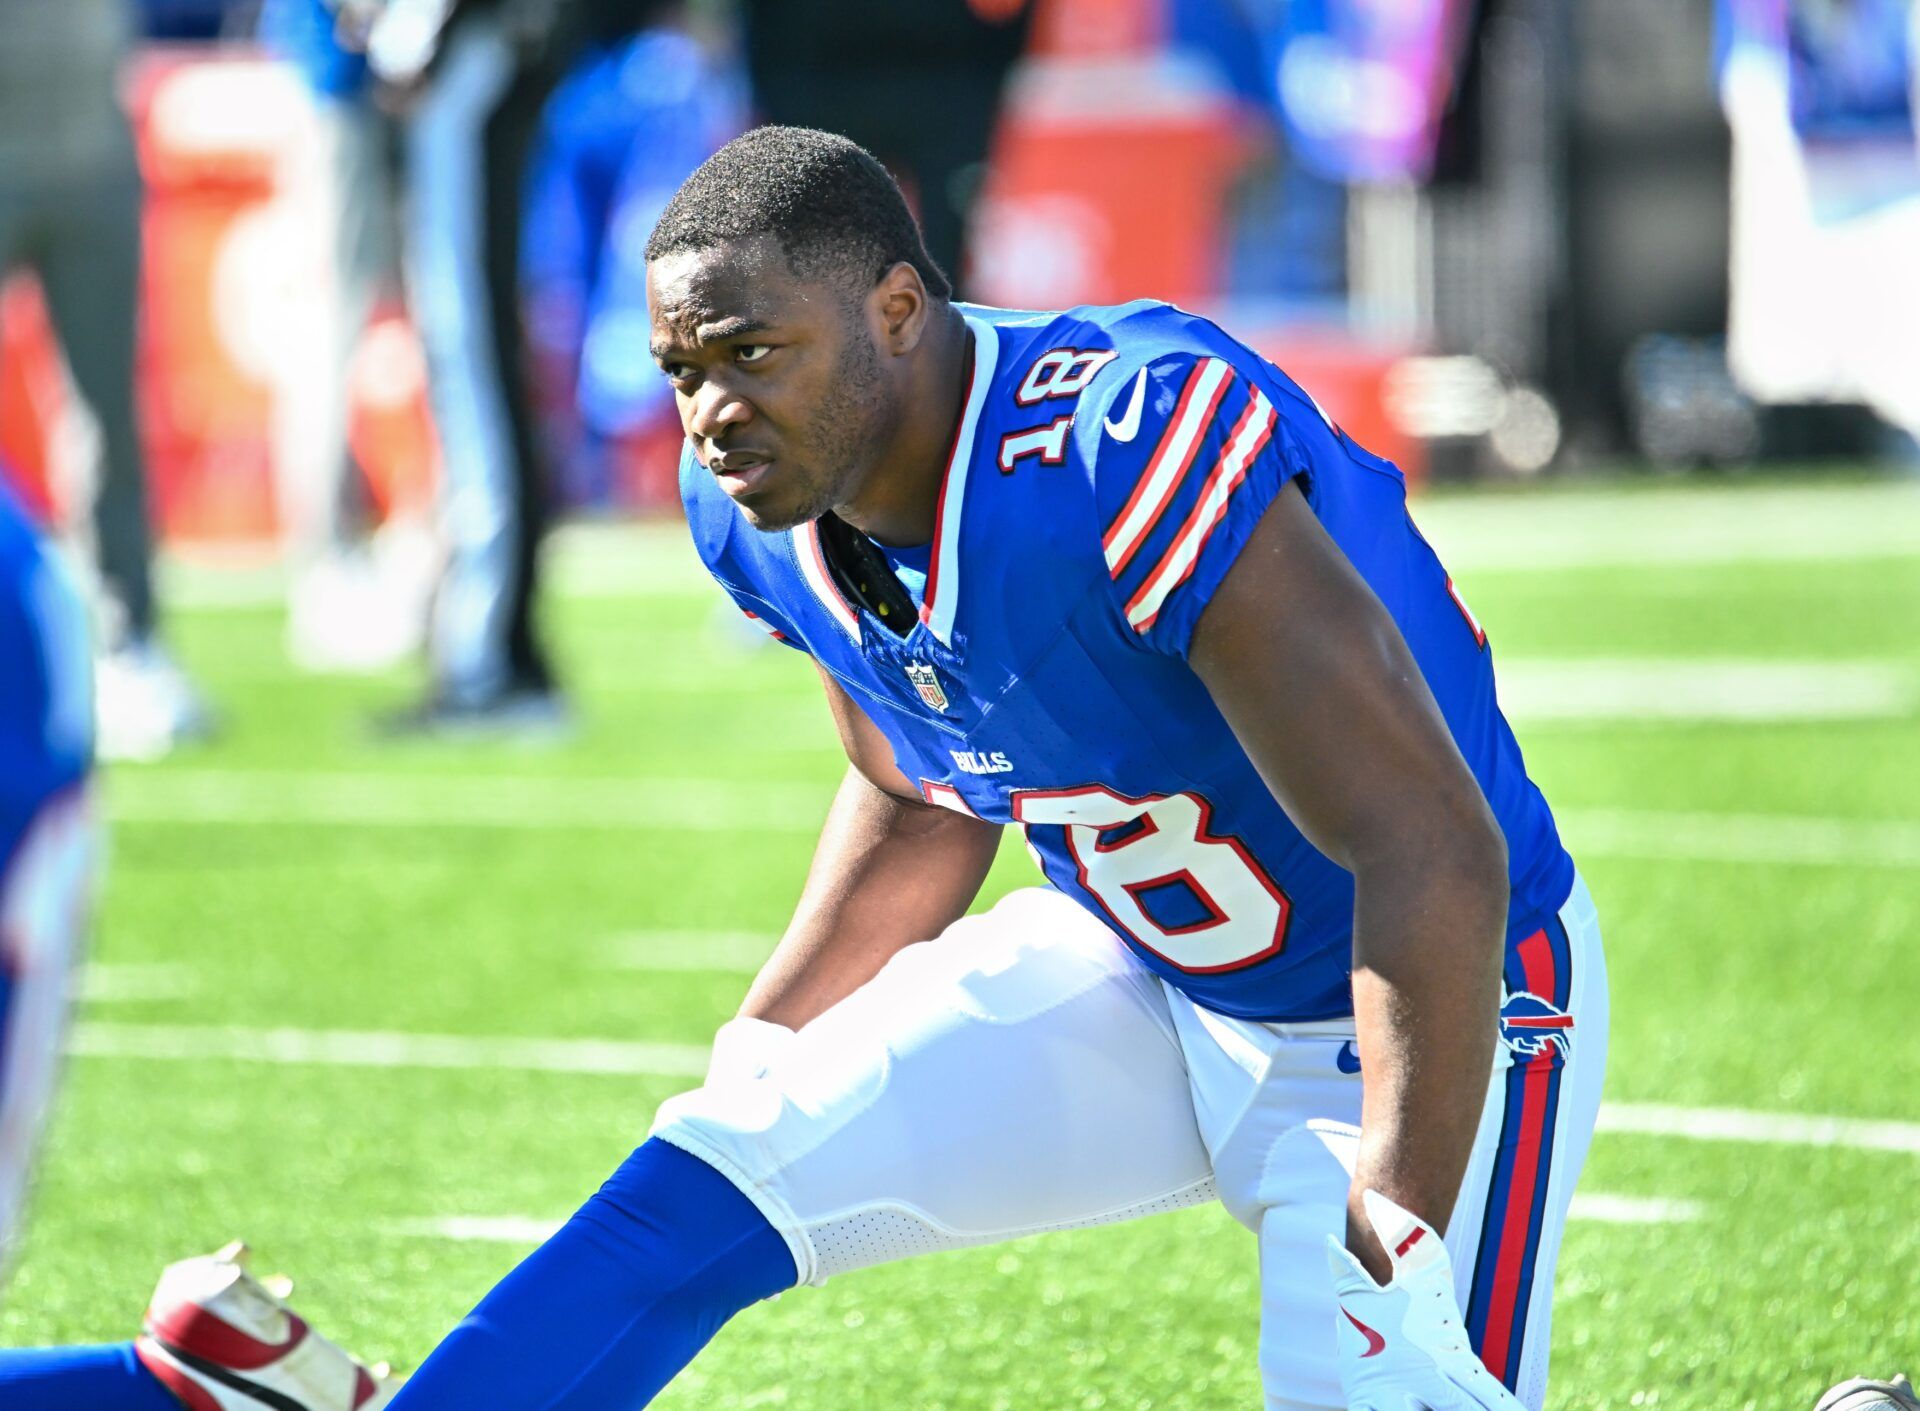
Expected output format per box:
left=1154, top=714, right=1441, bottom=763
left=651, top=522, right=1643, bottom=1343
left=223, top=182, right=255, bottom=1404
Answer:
left=376, top=126, right=1607, bottom=1411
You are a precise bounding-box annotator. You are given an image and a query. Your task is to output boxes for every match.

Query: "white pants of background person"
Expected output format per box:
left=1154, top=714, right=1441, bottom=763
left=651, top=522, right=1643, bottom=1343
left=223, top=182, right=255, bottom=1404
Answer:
left=653, top=880, right=1608, bottom=1411
left=273, top=92, right=428, bottom=673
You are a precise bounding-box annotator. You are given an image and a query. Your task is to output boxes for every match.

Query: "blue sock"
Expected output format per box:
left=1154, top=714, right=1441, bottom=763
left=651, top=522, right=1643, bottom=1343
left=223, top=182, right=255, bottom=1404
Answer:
left=388, top=1138, right=797, bottom=1411
left=0, top=1341, right=181, bottom=1411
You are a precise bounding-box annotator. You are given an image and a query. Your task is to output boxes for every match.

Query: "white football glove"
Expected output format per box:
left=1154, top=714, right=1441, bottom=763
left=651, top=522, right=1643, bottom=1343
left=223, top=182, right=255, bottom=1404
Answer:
left=1325, top=1189, right=1527, bottom=1411
left=705, top=1016, right=797, bottom=1087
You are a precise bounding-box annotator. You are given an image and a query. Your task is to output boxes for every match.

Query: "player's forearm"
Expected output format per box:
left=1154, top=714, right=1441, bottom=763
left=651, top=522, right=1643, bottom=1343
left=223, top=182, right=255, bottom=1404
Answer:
left=1345, top=822, right=1509, bottom=1284
left=738, top=764, right=1001, bottom=1030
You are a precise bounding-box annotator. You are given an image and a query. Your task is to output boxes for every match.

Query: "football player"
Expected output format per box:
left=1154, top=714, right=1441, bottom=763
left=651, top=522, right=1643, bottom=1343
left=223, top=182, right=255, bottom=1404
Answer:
left=0, top=479, right=391, bottom=1410
left=375, top=125, right=1609, bottom=1411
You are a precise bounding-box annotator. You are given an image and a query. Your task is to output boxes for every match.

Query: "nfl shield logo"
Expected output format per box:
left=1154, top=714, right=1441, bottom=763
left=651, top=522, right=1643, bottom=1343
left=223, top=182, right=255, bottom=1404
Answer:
left=905, top=662, right=948, bottom=712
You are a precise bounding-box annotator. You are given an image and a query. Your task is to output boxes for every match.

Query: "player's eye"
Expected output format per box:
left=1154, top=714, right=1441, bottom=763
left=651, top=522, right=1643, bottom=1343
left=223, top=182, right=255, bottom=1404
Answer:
left=660, top=361, right=695, bottom=383
left=735, top=345, right=772, bottom=365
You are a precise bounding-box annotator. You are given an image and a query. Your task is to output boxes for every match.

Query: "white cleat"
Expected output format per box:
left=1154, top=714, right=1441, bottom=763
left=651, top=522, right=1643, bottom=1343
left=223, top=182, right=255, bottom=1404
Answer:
left=134, top=1242, right=391, bottom=1411
left=94, top=637, right=214, bottom=761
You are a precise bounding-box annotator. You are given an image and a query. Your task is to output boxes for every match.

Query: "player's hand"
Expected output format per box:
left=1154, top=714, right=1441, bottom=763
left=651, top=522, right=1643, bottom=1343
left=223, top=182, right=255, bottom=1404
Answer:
left=1325, top=1190, right=1526, bottom=1411
left=705, top=1016, right=796, bottom=1087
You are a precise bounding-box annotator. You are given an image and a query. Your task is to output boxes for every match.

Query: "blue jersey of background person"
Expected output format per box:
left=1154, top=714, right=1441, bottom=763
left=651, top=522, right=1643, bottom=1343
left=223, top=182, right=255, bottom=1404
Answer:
left=684, top=300, right=1573, bottom=1022
left=256, top=0, right=371, bottom=98
left=0, top=478, right=92, bottom=883
left=525, top=27, right=747, bottom=463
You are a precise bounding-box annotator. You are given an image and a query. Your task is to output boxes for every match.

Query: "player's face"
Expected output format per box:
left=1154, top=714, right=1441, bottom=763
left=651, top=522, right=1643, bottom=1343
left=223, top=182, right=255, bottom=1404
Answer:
left=648, top=237, right=900, bottom=532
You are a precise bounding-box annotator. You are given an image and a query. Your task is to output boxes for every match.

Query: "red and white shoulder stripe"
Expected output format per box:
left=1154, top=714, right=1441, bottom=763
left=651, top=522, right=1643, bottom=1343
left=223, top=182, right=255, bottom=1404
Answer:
left=1101, top=357, right=1236, bottom=580
left=1123, top=386, right=1278, bottom=632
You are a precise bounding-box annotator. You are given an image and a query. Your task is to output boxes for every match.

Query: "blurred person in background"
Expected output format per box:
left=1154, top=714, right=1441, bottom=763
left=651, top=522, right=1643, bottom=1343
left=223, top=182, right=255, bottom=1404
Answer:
left=365, top=0, right=659, bottom=735
left=0, top=0, right=212, bottom=759
left=1718, top=0, right=1920, bottom=450
left=259, top=0, right=427, bottom=675
left=741, top=0, right=1032, bottom=295
left=522, top=2, right=746, bottom=510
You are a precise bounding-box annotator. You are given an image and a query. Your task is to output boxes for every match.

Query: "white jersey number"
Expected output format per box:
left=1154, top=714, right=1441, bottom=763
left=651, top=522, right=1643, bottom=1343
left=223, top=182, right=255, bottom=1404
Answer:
left=997, top=417, right=1074, bottom=473
left=1011, top=786, right=1291, bottom=973
left=1015, top=347, right=1117, bottom=405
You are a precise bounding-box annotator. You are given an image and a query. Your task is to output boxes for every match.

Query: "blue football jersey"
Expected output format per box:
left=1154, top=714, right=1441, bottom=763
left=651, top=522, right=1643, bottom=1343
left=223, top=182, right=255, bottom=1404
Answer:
left=0, top=482, right=92, bottom=865
left=683, top=300, right=1575, bottom=1022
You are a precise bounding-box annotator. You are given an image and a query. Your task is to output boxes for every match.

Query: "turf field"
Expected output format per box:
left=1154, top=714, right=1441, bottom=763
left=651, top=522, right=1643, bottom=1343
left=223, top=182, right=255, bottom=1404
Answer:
left=6, top=473, right=1917, bottom=1409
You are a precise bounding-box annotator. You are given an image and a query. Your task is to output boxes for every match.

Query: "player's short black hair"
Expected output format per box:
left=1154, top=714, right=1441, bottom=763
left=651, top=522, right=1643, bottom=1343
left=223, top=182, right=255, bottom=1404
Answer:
left=645, top=126, right=953, bottom=302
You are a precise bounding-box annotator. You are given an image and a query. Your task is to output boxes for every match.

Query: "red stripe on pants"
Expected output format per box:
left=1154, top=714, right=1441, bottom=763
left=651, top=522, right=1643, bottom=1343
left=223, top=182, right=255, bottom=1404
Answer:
left=1476, top=929, right=1559, bottom=1382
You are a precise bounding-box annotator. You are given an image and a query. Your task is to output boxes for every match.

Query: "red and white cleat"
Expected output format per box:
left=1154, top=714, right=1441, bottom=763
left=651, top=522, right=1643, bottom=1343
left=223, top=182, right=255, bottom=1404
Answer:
left=133, top=1242, right=392, bottom=1411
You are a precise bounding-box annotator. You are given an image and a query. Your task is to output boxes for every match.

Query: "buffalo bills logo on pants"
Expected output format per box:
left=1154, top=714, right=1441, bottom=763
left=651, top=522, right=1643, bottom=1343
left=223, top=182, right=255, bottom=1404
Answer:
left=1498, top=991, right=1574, bottom=1061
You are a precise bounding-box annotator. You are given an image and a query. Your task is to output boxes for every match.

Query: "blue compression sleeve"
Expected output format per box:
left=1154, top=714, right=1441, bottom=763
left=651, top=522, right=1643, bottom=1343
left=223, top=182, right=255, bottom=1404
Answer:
left=388, top=1138, right=796, bottom=1410
left=0, top=1341, right=182, bottom=1411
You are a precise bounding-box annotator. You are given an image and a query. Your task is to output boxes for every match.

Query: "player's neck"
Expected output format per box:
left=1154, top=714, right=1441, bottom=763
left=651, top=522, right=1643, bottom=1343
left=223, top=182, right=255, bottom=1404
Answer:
left=835, top=305, right=971, bottom=549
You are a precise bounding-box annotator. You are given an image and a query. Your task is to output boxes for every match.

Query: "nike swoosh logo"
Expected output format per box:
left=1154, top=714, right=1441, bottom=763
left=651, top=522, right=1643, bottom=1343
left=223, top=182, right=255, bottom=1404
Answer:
left=1103, top=368, right=1148, bottom=442
left=1341, top=1308, right=1387, bottom=1358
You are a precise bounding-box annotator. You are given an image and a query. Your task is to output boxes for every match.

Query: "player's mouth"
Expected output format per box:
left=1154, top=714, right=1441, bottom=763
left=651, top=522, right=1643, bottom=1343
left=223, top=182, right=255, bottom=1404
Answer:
left=710, top=451, right=775, bottom=497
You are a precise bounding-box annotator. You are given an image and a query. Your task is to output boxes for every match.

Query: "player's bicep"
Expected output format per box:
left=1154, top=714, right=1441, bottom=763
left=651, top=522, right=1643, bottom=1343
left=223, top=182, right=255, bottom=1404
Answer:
left=814, top=664, right=925, bottom=804
left=1188, top=483, right=1498, bottom=871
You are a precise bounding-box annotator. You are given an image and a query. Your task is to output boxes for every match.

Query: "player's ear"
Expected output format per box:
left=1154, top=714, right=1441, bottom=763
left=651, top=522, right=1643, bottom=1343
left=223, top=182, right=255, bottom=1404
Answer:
left=872, top=261, right=931, bottom=356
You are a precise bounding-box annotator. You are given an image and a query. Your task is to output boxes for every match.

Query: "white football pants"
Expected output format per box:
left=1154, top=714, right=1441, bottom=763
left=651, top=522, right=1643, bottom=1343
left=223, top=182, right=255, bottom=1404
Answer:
left=653, top=876, right=1607, bottom=1410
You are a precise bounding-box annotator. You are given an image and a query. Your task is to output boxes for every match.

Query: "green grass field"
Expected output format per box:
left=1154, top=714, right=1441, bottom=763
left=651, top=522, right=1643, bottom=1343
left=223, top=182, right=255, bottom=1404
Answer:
left=6, top=473, right=1918, bottom=1409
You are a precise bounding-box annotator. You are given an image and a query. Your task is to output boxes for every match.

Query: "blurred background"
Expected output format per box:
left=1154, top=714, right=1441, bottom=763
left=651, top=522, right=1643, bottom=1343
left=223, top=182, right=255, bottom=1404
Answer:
left=2, top=2, right=1917, bottom=1406
left=5, top=2, right=1917, bottom=740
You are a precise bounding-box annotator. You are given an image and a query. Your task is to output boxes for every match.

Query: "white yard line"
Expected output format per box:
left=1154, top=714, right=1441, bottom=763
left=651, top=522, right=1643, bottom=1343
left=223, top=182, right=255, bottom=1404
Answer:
left=69, top=1023, right=710, bottom=1078
left=1560, top=808, right=1920, bottom=869
left=1497, top=659, right=1914, bottom=723
left=1566, top=1194, right=1705, bottom=1224
left=70, top=1022, right=1920, bottom=1160
left=1598, top=1102, right=1920, bottom=1155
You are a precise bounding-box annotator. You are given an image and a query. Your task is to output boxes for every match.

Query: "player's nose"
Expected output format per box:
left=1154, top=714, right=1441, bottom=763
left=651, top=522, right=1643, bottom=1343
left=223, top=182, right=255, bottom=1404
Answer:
left=687, top=381, right=753, bottom=444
